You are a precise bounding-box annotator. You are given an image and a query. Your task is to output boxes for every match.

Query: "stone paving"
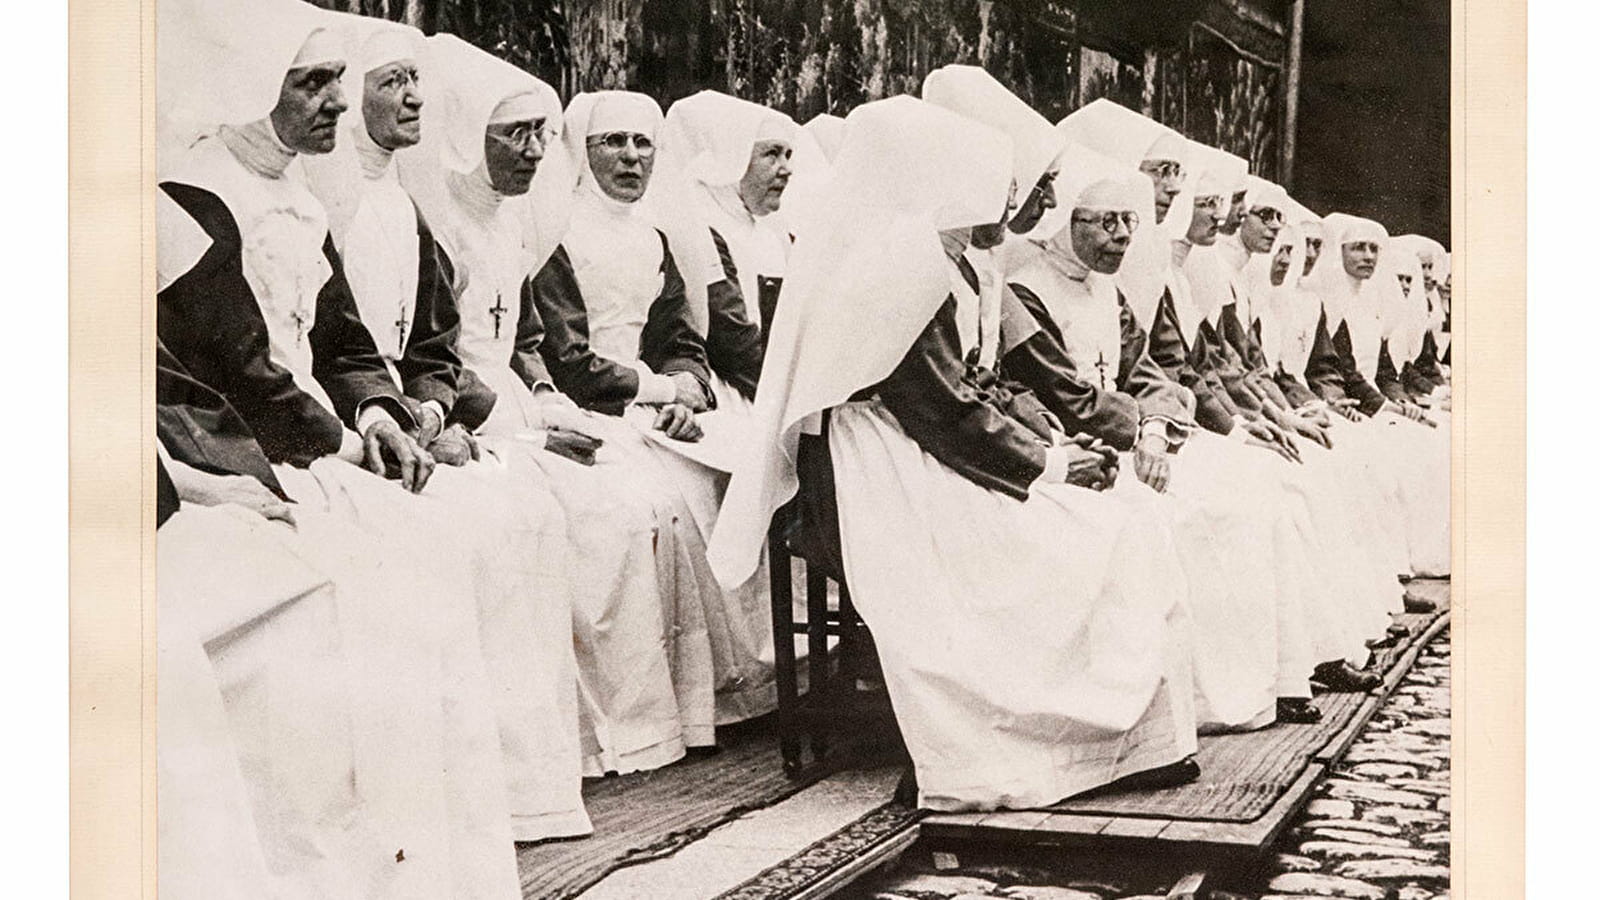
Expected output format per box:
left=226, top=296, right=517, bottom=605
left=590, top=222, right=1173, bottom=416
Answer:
left=846, top=629, right=1451, bottom=900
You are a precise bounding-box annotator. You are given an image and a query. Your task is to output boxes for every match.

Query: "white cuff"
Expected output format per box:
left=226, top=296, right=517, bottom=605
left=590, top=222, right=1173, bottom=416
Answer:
left=1139, top=417, right=1187, bottom=449
left=1227, top=415, right=1251, bottom=443
left=634, top=371, right=679, bottom=405
left=1033, top=445, right=1070, bottom=487
left=356, top=404, right=400, bottom=434
left=336, top=428, right=365, bottom=463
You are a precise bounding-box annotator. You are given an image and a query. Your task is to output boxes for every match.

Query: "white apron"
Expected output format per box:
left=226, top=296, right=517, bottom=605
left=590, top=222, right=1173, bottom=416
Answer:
left=170, top=135, right=588, bottom=845
left=562, top=193, right=779, bottom=730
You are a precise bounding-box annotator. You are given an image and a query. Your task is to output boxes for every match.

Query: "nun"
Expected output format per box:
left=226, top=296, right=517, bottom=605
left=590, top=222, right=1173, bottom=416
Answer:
left=1304, top=215, right=1452, bottom=578
left=154, top=0, right=592, bottom=858
left=646, top=89, right=800, bottom=404
left=1388, top=234, right=1452, bottom=401
left=710, top=96, right=1201, bottom=812
left=156, top=311, right=520, bottom=900
left=393, top=34, right=702, bottom=776
left=1001, top=141, right=1357, bottom=727
left=1072, top=133, right=1394, bottom=688
left=530, top=88, right=782, bottom=738
left=922, top=65, right=1063, bottom=237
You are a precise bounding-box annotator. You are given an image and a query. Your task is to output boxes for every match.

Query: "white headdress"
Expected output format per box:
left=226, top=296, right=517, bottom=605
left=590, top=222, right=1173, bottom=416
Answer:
left=708, top=95, right=1014, bottom=590
left=922, top=65, right=1068, bottom=221
left=642, top=90, right=799, bottom=331
left=156, top=0, right=337, bottom=173
left=1306, top=213, right=1394, bottom=380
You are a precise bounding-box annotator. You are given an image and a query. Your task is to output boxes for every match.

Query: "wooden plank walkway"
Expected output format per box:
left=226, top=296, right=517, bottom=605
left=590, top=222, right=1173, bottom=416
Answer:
left=921, top=584, right=1450, bottom=860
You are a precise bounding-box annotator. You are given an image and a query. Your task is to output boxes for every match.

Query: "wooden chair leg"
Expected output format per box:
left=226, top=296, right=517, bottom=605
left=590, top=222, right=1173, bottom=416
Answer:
left=837, top=580, right=860, bottom=690
left=768, top=523, right=802, bottom=776
left=806, top=565, right=831, bottom=763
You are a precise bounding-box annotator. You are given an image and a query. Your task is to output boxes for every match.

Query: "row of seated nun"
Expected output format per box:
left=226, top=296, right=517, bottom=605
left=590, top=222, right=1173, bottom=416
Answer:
left=151, top=0, right=1450, bottom=896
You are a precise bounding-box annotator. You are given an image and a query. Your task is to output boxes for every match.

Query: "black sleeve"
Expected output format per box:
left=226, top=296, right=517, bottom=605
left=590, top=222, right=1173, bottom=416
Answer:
left=1143, top=289, right=1235, bottom=435
left=157, top=182, right=344, bottom=466
left=449, top=368, right=498, bottom=432
left=530, top=244, right=645, bottom=415
left=1196, top=319, right=1263, bottom=414
left=640, top=233, right=714, bottom=396
left=703, top=227, right=766, bottom=402
left=1408, top=331, right=1447, bottom=390
left=999, top=281, right=1140, bottom=451
left=1274, top=366, right=1321, bottom=408
left=512, top=273, right=555, bottom=392
left=309, top=236, right=416, bottom=430
left=1375, top=339, right=1411, bottom=405
left=155, top=457, right=180, bottom=529
left=1221, top=301, right=1269, bottom=371
left=1114, top=293, right=1193, bottom=427
left=156, top=338, right=285, bottom=498
left=395, top=212, right=462, bottom=415
left=874, top=296, right=1047, bottom=500
left=1304, top=308, right=1352, bottom=404
left=1328, top=319, right=1388, bottom=415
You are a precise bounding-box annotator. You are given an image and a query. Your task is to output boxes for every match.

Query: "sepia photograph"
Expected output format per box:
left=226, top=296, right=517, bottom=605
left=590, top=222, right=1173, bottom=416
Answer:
left=140, top=0, right=1460, bottom=897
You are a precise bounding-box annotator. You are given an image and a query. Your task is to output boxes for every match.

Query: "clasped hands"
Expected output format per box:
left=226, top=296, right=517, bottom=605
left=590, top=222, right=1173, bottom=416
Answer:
left=648, top=372, right=708, bottom=442
left=1042, top=431, right=1120, bottom=492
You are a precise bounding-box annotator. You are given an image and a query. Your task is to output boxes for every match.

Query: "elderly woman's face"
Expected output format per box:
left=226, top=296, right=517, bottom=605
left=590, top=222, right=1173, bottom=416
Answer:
left=1138, top=159, right=1184, bottom=222
left=363, top=60, right=423, bottom=151
left=1303, top=236, right=1323, bottom=275
left=484, top=118, right=547, bottom=196
left=1070, top=206, right=1137, bottom=274
left=587, top=131, right=656, bottom=202
left=1241, top=205, right=1283, bottom=253
left=1220, top=190, right=1247, bottom=234
left=271, top=61, right=349, bottom=155
left=1341, top=240, right=1381, bottom=279
left=1186, top=194, right=1223, bottom=246
left=1270, top=243, right=1294, bottom=286
left=738, top=138, right=793, bottom=216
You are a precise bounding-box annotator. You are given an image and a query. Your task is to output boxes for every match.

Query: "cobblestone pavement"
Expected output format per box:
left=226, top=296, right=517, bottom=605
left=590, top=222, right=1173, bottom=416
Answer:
left=847, top=629, right=1451, bottom=900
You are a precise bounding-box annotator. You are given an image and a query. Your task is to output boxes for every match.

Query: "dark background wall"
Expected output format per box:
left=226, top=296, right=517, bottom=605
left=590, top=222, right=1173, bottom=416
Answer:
left=1295, top=0, right=1450, bottom=242
left=312, top=0, right=1449, bottom=242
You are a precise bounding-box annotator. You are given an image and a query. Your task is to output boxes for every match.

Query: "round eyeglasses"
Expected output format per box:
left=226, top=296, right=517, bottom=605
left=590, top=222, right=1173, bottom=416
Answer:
left=1071, top=210, right=1140, bottom=235
left=1140, top=160, right=1184, bottom=181
left=487, top=121, right=555, bottom=152
left=586, top=131, right=655, bottom=155
left=1192, top=194, right=1224, bottom=212
left=1249, top=206, right=1286, bottom=227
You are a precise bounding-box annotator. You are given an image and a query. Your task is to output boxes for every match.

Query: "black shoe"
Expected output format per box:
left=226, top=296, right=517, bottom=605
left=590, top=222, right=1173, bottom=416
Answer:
left=1404, top=594, right=1438, bottom=614
left=1388, top=622, right=1411, bottom=639
left=893, top=766, right=919, bottom=806
left=1313, top=660, right=1383, bottom=693
left=1101, top=756, right=1201, bottom=795
left=1277, top=697, right=1323, bottom=724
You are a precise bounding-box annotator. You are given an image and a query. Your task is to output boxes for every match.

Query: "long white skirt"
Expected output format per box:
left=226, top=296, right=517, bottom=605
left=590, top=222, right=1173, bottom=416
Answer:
left=829, top=401, right=1198, bottom=812
left=1111, top=438, right=1284, bottom=731
left=158, top=505, right=351, bottom=900
left=159, top=498, right=524, bottom=900
left=1326, top=411, right=1451, bottom=577
left=473, top=419, right=690, bottom=778
left=275, top=458, right=589, bottom=844
left=1239, top=436, right=1394, bottom=665
left=596, top=403, right=778, bottom=739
